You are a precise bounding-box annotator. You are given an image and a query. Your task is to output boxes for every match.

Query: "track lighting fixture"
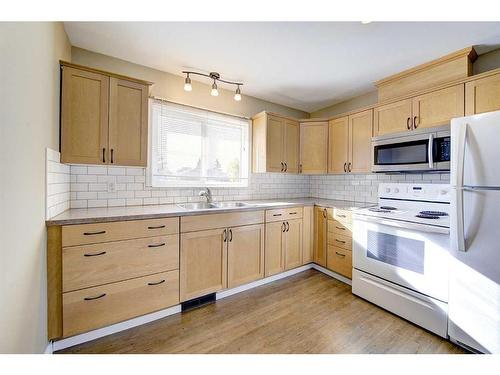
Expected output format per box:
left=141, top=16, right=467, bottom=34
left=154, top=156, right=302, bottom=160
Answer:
left=182, top=70, right=243, bottom=101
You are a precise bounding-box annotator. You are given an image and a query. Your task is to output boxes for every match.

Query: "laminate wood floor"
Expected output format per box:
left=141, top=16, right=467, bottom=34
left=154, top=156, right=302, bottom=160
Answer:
left=57, top=269, right=466, bottom=354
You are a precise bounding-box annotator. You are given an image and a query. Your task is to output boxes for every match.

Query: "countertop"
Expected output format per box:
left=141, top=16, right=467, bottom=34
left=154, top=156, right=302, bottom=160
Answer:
left=46, top=198, right=373, bottom=226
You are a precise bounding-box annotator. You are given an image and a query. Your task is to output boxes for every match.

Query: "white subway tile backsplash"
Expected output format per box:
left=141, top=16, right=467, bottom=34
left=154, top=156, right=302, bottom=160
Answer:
left=107, top=167, right=126, bottom=175
left=87, top=166, right=107, bottom=175
left=46, top=149, right=70, bottom=219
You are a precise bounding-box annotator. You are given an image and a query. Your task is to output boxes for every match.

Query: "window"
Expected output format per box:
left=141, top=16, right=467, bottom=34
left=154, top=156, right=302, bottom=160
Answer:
left=149, top=99, right=249, bottom=187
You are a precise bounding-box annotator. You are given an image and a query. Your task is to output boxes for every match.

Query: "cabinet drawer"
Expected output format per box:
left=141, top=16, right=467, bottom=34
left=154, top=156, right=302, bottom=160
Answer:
left=328, top=219, right=352, bottom=235
left=62, top=217, right=179, bottom=246
left=327, top=246, right=352, bottom=279
left=330, top=208, right=352, bottom=223
left=63, top=235, right=179, bottom=292
left=265, top=207, right=303, bottom=222
left=63, top=270, right=179, bottom=337
left=328, top=232, right=352, bottom=251
left=181, top=211, right=264, bottom=233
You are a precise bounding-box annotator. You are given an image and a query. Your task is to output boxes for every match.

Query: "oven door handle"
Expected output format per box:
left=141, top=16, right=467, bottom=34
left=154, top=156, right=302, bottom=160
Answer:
left=428, top=133, right=434, bottom=169
left=354, top=215, right=450, bottom=235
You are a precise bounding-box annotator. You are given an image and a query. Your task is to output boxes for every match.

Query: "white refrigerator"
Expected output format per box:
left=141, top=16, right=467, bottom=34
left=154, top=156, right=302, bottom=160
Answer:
left=449, top=110, right=500, bottom=353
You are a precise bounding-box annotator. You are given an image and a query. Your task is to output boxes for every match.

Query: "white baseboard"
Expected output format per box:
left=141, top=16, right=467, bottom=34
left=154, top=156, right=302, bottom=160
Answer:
left=312, top=264, right=352, bottom=286
left=50, top=263, right=351, bottom=352
left=216, top=264, right=314, bottom=300
left=52, top=304, right=181, bottom=352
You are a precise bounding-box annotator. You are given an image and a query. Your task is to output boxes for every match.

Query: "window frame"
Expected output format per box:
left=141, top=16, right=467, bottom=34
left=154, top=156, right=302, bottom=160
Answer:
left=146, top=99, right=250, bottom=188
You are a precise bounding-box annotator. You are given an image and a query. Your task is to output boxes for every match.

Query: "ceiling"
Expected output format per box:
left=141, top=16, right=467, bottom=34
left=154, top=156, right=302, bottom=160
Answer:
left=64, top=22, right=500, bottom=113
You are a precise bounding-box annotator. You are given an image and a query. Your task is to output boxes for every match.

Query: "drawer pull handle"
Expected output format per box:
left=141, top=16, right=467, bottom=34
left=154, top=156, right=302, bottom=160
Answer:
left=84, top=251, right=107, bottom=257
left=83, top=230, right=106, bottom=236
left=273, top=214, right=282, bottom=217
left=148, top=243, right=166, bottom=248
left=84, top=293, right=106, bottom=301
left=335, top=239, right=346, bottom=244
left=337, top=214, right=346, bottom=218
left=289, top=212, right=297, bottom=215
left=335, top=252, right=346, bottom=257
left=148, top=225, right=165, bottom=229
left=148, top=279, right=165, bottom=286
left=335, top=226, right=345, bottom=230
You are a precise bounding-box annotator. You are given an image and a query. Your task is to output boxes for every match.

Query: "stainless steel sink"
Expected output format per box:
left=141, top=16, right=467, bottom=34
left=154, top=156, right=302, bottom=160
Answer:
left=213, top=202, right=253, bottom=208
left=177, top=202, right=218, bottom=210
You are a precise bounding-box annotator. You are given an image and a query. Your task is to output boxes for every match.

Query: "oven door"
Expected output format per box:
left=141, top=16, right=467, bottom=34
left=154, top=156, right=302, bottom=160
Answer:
left=352, top=215, right=450, bottom=302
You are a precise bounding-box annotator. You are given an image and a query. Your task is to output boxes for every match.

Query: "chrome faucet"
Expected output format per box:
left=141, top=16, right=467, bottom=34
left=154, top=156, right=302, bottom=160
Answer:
left=199, top=188, right=212, bottom=203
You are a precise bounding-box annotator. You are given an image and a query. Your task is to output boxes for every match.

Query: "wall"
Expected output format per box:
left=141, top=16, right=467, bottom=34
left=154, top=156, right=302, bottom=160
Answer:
left=71, top=47, right=309, bottom=119
left=310, top=173, right=450, bottom=203
left=0, top=22, right=71, bottom=353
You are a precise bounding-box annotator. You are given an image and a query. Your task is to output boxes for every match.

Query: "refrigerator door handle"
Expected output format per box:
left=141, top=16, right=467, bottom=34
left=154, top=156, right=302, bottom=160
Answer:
left=428, top=133, right=434, bottom=169
left=455, top=123, right=468, bottom=252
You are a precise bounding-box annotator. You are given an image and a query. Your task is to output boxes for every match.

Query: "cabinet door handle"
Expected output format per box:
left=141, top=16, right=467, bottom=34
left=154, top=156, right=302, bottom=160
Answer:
left=344, top=162, right=347, bottom=172
left=84, top=251, right=106, bottom=257
left=148, top=279, right=166, bottom=286
left=148, top=243, right=166, bottom=248
left=413, top=116, right=418, bottom=129
left=348, top=162, right=352, bottom=172
left=323, top=208, right=327, bottom=218
left=110, top=149, right=114, bottom=164
left=229, top=229, right=233, bottom=242
left=102, top=148, right=106, bottom=163
left=83, top=230, right=106, bottom=236
left=84, top=293, right=106, bottom=301
left=335, top=239, right=346, bottom=244
left=407, top=117, right=411, bottom=130
left=282, top=222, right=286, bottom=232
left=148, top=225, right=165, bottom=230
left=286, top=222, right=289, bottom=232
left=280, top=162, right=284, bottom=172
left=335, top=226, right=345, bottom=230
left=335, top=252, right=346, bottom=257
left=284, top=162, right=288, bottom=172
left=223, top=228, right=227, bottom=242
left=299, top=164, right=302, bottom=173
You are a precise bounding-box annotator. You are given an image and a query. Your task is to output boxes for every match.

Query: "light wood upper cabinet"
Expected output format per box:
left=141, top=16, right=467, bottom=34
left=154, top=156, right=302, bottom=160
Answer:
left=374, top=98, right=412, bottom=136
left=299, top=121, right=328, bottom=174
left=465, top=73, right=500, bottom=115
left=412, top=85, right=464, bottom=129
left=328, top=116, right=349, bottom=174
left=61, top=67, right=109, bottom=164
left=108, top=78, right=149, bottom=166
left=227, top=224, right=264, bottom=289
left=348, top=109, right=373, bottom=173
left=284, top=219, right=303, bottom=270
left=180, top=228, right=227, bottom=302
left=252, top=112, right=298, bottom=173
left=313, top=207, right=327, bottom=267
left=61, top=62, right=151, bottom=167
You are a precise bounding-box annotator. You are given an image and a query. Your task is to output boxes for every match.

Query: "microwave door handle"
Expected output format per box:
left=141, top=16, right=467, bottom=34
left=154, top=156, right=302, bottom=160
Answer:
left=428, top=133, right=434, bottom=169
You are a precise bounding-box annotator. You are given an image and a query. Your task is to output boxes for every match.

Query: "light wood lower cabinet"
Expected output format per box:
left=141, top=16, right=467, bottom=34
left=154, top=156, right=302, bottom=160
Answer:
left=227, top=224, right=265, bottom=289
left=63, top=270, right=179, bottom=338
left=180, top=228, right=227, bottom=302
left=326, top=246, right=352, bottom=279
left=264, top=219, right=303, bottom=276
left=302, top=206, right=314, bottom=264
left=326, top=209, right=353, bottom=279
left=313, top=207, right=327, bottom=267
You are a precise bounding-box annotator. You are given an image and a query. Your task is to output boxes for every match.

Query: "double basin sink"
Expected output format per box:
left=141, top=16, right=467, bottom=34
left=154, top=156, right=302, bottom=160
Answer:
left=177, top=201, right=254, bottom=210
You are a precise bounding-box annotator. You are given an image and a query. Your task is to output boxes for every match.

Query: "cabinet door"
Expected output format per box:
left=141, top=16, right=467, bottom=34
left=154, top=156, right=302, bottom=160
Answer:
left=284, top=219, right=303, bottom=270
left=374, top=99, right=412, bottom=136
left=302, top=206, right=314, bottom=264
left=299, top=122, right=328, bottom=174
left=412, top=85, right=464, bottom=130
left=180, top=229, right=227, bottom=302
left=227, top=224, right=264, bottom=288
left=284, top=119, right=300, bottom=173
left=465, top=73, right=500, bottom=115
left=348, top=109, right=373, bottom=173
left=108, top=78, right=149, bottom=166
left=328, top=117, right=349, bottom=174
left=266, top=115, right=285, bottom=172
left=313, top=207, right=327, bottom=267
left=326, top=246, right=352, bottom=279
left=265, top=221, right=284, bottom=277
left=61, top=67, right=109, bottom=164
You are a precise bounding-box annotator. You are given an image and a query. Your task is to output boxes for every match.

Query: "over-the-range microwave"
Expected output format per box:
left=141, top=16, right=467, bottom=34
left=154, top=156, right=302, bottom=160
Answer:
left=371, top=125, right=450, bottom=173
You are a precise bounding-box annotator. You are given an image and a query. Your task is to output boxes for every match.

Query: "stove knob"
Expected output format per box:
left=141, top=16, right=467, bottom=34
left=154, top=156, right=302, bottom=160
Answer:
left=385, top=188, right=391, bottom=193
left=394, top=188, right=399, bottom=193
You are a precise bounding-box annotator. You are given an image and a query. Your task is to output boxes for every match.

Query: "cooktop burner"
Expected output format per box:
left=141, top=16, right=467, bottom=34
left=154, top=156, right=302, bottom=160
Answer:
left=416, top=214, right=440, bottom=219
left=380, top=206, right=397, bottom=210
left=419, top=210, right=448, bottom=216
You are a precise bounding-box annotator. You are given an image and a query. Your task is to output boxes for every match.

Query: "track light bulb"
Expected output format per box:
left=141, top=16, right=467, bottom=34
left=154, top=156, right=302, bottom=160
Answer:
left=184, top=75, right=192, bottom=92
left=211, top=81, right=219, bottom=97
left=234, top=86, right=242, bottom=101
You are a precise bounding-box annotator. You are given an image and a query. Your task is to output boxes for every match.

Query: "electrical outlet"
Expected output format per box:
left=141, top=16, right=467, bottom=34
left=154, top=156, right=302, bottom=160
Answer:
left=108, top=181, right=116, bottom=193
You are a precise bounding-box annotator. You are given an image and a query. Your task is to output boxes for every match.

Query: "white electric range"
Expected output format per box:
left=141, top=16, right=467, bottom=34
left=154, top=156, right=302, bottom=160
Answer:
left=352, top=183, right=451, bottom=338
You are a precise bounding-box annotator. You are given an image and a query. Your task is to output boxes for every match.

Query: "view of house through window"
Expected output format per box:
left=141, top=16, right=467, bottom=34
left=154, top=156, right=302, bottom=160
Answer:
left=149, top=99, right=249, bottom=187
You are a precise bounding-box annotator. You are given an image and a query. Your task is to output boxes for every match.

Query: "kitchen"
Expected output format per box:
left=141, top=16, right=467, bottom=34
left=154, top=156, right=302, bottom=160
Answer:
left=2, top=5, right=500, bottom=372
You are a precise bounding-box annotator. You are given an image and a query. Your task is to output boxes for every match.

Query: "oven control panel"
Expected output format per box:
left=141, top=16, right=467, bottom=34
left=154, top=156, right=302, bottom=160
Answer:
left=378, top=183, right=450, bottom=203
